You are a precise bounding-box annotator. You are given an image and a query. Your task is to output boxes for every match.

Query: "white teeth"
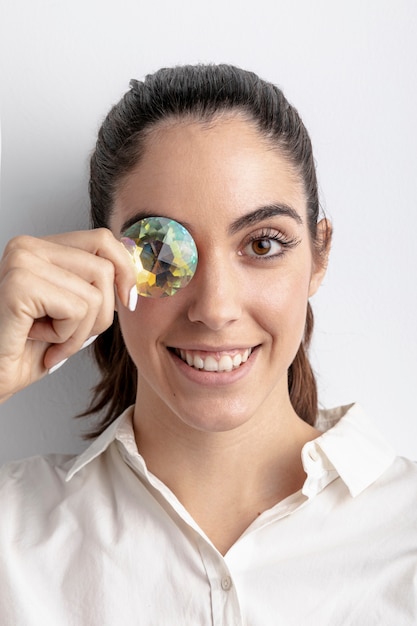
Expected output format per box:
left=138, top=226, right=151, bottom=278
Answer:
left=232, top=354, right=242, bottom=367
left=176, top=348, right=253, bottom=372
left=203, top=356, right=218, bottom=371
left=218, top=355, right=234, bottom=372
left=194, top=355, right=204, bottom=369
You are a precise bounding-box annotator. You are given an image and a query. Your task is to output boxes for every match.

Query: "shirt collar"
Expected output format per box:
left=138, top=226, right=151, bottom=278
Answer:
left=67, top=403, right=396, bottom=500
left=302, top=403, right=396, bottom=498
left=65, top=406, right=135, bottom=482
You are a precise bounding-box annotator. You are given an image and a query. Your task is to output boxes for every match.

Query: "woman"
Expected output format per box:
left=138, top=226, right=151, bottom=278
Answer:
left=0, top=64, right=415, bottom=624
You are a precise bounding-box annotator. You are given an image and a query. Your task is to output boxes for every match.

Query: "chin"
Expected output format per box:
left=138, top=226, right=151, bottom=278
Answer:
left=173, top=399, right=258, bottom=434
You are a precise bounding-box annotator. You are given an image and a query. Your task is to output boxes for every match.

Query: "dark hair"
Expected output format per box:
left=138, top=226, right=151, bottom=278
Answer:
left=83, top=63, right=330, bottom=437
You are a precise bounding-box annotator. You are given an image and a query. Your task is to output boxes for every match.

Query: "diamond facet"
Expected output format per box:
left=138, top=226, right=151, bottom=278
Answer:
left=121, top=217, right=198, bottom=297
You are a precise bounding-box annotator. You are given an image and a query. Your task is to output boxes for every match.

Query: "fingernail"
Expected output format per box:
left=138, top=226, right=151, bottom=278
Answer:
left=80, top=335, right=98, bottom=350
left=128, top=286, right=138, bottom=312
left=47, top=335, right=98, bottom=375
left=48, top=358, right=69, bottom=375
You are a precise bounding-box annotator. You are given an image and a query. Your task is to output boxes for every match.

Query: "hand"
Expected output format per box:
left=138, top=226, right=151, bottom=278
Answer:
left=0, top=229, right=137, bottom=403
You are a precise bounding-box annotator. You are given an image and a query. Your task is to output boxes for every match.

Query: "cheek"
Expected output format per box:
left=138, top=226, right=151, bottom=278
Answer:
left=116, top=302, right=158, bottom=368
left=253, top=268, right=311, bottom=340
left=116, top=297, right=182, bottom=370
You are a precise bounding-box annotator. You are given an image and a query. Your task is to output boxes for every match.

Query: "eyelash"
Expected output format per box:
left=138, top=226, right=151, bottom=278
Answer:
left=239, top=228, right=300, bottom=260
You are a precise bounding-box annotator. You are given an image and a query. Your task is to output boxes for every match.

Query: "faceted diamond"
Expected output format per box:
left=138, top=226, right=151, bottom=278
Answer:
left=121, top=216, right=198, bottom=297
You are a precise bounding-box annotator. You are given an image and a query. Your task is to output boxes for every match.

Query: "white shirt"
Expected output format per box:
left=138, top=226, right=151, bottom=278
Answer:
left=0, top=403, right=416, bottom=625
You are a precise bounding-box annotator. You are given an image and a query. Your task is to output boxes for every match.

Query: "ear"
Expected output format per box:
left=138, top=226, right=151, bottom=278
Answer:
left=308, top=218, right=332, bottom=297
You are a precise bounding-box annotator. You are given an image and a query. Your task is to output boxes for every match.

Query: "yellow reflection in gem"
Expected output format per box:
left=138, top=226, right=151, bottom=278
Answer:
left=121, top=217, right=198, bottom=297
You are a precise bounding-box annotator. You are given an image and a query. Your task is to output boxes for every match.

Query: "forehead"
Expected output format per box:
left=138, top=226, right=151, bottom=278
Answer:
left=112, top=115, right=306, bottom=234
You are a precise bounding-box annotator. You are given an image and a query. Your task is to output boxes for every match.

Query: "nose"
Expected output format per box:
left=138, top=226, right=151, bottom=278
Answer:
left=187, top=250, right=242, bottom=330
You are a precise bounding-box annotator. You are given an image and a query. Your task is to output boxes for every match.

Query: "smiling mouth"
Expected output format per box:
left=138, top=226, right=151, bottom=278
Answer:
left=172, top=347, right=253, bottom=372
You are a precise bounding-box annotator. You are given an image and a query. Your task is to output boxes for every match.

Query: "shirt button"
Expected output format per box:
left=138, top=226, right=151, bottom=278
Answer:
left=221, top=576, right=232, bottom=591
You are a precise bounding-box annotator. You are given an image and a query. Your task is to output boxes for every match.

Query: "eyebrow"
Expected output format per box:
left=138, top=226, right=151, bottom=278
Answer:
left=228, top=204, right=303, bottom=234
left=119, top=203, right=303, bottom=236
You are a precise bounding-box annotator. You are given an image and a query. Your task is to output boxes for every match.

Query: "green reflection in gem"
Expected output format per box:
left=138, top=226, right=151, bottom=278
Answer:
left=121, top=217, right=198, bottom=297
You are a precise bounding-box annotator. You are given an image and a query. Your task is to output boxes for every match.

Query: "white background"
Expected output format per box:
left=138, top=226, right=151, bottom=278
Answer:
left=0, top=0, right=416, bottom=462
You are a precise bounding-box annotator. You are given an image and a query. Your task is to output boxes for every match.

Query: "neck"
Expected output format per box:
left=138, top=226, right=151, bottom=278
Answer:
left=133, top=398, right=320, bottom=555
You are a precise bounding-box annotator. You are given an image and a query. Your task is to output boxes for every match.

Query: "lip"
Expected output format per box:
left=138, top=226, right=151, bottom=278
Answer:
left=168, top=345, right=259, bottom=386
left=168, top=344, right=255, bottom=353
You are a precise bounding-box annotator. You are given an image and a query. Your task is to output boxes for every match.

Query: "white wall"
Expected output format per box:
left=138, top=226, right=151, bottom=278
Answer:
left=0, top=0, right=416, bottom=462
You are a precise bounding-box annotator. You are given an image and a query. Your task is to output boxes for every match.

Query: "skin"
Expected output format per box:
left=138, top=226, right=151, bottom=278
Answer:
left=111, top=114, right=329, bottom=553
left=0, top=230, right=135, bottom=402
left=0, top=112, right=329, bottom=554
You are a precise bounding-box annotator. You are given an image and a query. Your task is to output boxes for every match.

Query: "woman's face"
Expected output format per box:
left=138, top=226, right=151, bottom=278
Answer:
left=111, top=115, right=326, bottom=433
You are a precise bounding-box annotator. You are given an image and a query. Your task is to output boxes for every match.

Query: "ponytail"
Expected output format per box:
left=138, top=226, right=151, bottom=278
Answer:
left=79, top=316, right=137, bottom=438
left=288, top=303, right=317, bottom=426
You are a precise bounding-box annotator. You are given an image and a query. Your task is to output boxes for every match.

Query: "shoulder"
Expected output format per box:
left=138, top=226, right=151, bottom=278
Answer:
left=0, top=408, right=134, bottom=500
left=0, top=453, right=80, bottom=549
left=0, top=453, right=76, bottom=508
left=0, top=408, right=135, bottom=526
left=0, top=452, right=75, bottom=486
left=376, top=455, right=417, bottom=508
left=341, top=455, right=417, bottom=544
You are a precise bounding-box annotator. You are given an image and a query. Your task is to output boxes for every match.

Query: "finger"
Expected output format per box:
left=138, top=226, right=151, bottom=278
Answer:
left=3, top=237, right=122, bottom=322
left=4, top=246, right=116, bottom=334
left=2, top=256, right=114, bottom=349
left=1, top=268, right=94, bottom=342
left=3, top=230, right=136, bottom=311
left=40, top=229, right=137, bottom=308
left=45, top=334, right=99, bottom=374
left=0, top=268, right=97, bottom=385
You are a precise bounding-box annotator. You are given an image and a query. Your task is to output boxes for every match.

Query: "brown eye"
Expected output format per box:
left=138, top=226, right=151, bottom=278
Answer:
left=251, top=239, right=273, bottom=256
left=241, top=237, right=283, bottom=258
